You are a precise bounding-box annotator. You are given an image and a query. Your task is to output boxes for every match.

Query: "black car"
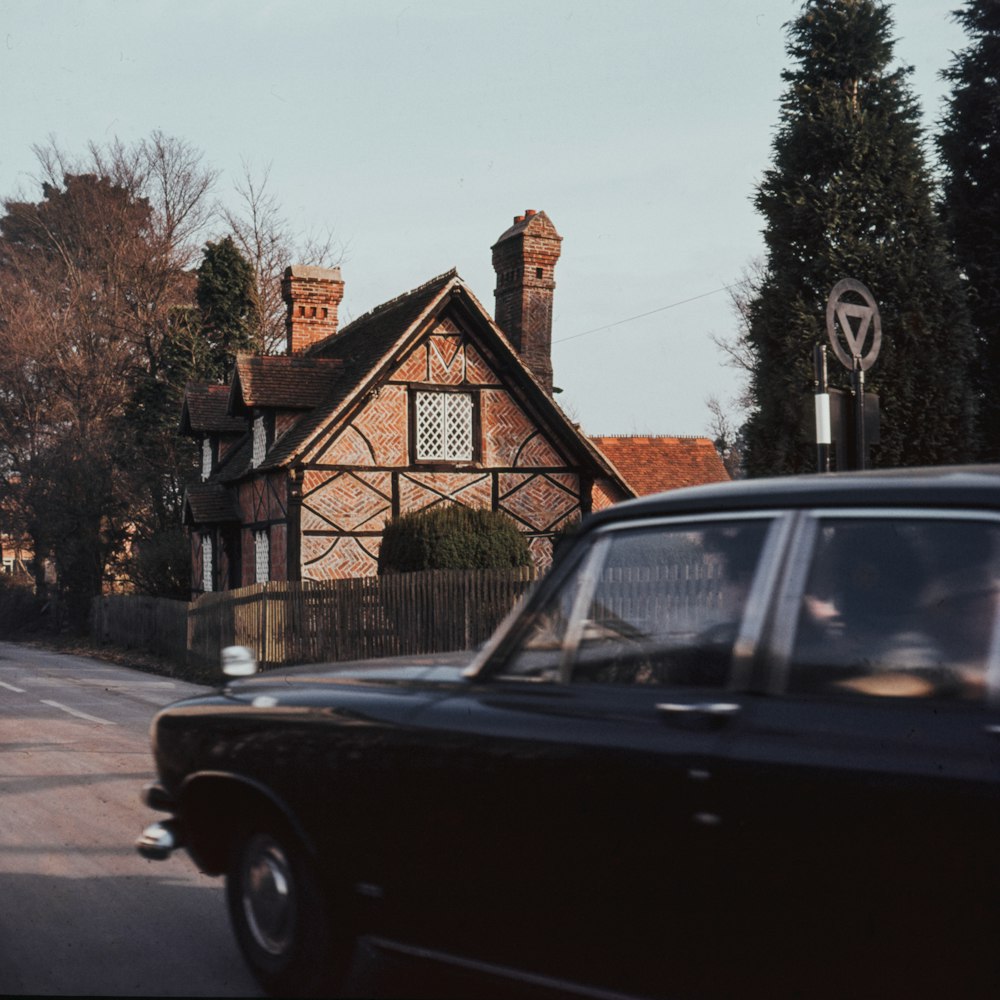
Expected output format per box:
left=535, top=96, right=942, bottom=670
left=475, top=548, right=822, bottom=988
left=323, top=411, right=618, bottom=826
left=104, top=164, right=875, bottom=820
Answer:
left=138, top=466, right=1000, bottom=999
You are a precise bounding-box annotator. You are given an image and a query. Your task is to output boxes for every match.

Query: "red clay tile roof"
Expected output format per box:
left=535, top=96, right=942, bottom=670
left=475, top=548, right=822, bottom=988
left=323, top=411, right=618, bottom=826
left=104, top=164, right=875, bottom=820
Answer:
left=180, top=384, right=246, bottom=435
left=590, top=436, right=730, bottom=496
left=232, top=355, right=345, bottom=410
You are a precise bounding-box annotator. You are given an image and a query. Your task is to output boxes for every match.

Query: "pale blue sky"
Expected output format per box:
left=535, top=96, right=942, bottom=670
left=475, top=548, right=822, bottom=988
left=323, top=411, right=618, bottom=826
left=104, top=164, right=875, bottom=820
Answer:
left=0, top=1, right=968, bottom=437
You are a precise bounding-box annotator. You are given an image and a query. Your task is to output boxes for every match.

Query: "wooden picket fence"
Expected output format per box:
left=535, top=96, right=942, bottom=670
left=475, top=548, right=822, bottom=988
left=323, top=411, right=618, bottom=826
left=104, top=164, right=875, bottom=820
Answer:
left=91, top=567, right=536, bottom=676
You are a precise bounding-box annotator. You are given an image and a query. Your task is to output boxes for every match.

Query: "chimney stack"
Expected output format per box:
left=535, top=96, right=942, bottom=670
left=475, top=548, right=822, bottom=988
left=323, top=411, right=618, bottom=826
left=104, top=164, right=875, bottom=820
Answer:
left=282, top=265, right=345, bottom=354
left=491, top=210, right=562, bottom=394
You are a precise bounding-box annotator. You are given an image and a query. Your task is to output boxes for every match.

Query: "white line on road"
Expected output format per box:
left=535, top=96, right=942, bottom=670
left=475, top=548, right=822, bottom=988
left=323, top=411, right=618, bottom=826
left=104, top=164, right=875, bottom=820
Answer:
left=40, top=700, right=117, bottom=726
left=0, top=680, right=26, bottom=693
left=74, top=678, right=177, bottom=688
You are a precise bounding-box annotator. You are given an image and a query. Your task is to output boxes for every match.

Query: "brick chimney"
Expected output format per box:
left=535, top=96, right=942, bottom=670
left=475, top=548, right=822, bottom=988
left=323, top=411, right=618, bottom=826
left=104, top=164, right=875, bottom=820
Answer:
left=282, top=265, right=345, bottom=354
left=491, top=210, right=562, bottom=394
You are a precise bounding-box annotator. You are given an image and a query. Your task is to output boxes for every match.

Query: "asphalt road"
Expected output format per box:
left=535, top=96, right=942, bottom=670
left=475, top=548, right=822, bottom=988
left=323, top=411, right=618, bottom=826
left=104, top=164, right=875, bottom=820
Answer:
left=0, top=641, right=580, bottom=999
left=0, top=640, right=261, bottom=997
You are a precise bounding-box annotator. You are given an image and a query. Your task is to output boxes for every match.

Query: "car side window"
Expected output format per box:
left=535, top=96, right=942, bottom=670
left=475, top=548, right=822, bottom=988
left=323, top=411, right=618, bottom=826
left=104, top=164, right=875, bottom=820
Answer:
left=500, top=518, right=771, bottom=686
left=788, top=517, right=1000, bottom=701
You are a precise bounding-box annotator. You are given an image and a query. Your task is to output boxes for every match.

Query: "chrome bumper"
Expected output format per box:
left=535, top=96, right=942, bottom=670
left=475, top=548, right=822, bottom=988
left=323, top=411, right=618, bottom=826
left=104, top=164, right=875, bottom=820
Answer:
left=136, top=819, right=184, bottom=860
left=136, top=783, right=183, bottom=860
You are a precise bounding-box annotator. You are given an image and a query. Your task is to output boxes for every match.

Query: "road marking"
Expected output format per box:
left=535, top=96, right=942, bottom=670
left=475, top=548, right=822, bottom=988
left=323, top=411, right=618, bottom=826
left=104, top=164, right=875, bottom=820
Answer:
left=74, top=678, right=177, bottom=688
left=40, top=700, right=116, bottom=726
left=0, top=680, right=26, bottom=693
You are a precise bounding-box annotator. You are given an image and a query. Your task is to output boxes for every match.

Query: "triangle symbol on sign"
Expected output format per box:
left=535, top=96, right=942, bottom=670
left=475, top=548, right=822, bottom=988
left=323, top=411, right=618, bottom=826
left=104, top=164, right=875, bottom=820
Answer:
left=835, top=302, right=874, bottom=358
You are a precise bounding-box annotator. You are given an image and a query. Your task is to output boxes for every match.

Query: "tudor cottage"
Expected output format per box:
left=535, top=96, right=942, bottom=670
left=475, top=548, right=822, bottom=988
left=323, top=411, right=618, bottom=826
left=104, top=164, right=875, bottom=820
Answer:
left=181, top=212, right=642, bottom=592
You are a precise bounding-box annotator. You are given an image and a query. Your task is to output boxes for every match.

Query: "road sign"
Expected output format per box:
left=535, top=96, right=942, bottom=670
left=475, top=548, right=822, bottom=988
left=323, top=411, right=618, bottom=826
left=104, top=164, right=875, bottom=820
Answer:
left=826, top=278, right=881, bottom=371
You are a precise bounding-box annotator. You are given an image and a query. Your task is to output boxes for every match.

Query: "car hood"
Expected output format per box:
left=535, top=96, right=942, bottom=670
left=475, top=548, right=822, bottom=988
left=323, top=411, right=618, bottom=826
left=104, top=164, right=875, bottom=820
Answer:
left=222, top=650, right=474, bottom=698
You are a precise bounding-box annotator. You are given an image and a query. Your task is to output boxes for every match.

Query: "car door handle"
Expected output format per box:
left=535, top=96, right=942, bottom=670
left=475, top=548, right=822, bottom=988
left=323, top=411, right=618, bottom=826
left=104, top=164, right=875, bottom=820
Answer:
left=657, top=702, right=741, bottom=716
left=985, top=724, right=1000, bottom=738
left=655, top=702, right=741, bottom=728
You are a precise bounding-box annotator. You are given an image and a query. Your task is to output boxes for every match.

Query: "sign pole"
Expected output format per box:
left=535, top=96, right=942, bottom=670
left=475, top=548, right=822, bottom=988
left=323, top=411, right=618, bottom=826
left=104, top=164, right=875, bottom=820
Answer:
left=852, top=358, right=866, bottom=471
left=813, top=344, right=831, bottom=473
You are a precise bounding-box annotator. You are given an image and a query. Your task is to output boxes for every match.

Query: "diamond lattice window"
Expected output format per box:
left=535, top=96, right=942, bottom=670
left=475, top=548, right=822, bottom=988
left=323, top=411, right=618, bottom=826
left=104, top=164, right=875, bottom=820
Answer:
left=254, top=529, right=269, bottom=584
left=201, top=438, right=213, bottom=480
left=252, top=415, right=266, bottom=468
left=202, top=534, right=213, bottom=592
left=415, top=391, right=474, bottom=461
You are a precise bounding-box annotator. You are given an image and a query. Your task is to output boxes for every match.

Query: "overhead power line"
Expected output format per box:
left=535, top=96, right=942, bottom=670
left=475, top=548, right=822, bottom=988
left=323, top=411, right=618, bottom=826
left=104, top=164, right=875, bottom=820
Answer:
left=553, top=283, right=736, bottom=345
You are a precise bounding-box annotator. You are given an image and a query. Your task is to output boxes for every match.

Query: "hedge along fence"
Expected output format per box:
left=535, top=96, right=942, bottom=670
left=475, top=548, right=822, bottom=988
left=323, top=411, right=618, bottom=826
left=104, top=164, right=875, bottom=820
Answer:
left=91, top=566, right=537, bottom=677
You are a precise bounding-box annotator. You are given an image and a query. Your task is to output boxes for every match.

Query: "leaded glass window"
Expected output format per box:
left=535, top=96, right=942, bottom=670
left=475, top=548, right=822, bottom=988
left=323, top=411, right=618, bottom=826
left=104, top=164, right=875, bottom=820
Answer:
left=415, top=391, right=474, bottom=462
left=202, top=534, right=214, bottom=592
left=254, top=529, right=269, bottom=584
left=252, top=415, right=267, bottom=468
left=201, top=438, right=213, bottom=480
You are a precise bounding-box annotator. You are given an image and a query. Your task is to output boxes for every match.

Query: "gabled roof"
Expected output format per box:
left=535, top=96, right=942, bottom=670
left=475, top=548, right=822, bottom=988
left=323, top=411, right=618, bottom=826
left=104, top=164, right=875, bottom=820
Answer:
left=198, top=266, right=628, bottom=496
left=590, top=436, right=730, bottom=496
left=258, top=269, right=461, bottom=470
left=183, top=482, right=241, bottom=524
left=230, top=355, right=345, bottom=412
left=179, top=384, right=246, bottom=436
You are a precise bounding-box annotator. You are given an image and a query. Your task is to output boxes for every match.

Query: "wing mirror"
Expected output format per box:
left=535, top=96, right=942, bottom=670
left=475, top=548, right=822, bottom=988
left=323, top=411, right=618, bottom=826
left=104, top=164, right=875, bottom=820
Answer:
left=221, top=645, right=258, bottom=678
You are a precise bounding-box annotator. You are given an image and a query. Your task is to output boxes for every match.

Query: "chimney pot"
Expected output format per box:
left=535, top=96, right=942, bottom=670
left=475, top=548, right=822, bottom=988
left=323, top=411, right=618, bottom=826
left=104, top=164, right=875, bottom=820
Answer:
left=514, top=215, right=524, bottom=224
left=525, top=209, right=536, bottom=217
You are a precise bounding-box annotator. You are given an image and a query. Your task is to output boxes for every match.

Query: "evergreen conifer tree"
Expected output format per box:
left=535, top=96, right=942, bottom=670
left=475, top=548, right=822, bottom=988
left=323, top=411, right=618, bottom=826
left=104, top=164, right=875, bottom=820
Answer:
left=743, top=0, right=977, bottom=476
left=937, top=0, right=1000, bottom=459
left=196, top=236, right=259, bottom=381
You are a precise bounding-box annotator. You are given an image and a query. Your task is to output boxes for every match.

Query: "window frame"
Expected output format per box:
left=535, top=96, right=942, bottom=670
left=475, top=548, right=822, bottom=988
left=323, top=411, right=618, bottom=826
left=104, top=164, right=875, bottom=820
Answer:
left=410, top=386, right=480, bottom=465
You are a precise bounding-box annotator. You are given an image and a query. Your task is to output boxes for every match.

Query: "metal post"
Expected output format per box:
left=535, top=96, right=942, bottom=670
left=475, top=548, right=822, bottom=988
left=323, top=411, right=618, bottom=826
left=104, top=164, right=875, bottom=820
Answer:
left=852, top=358, right=866, bottom=471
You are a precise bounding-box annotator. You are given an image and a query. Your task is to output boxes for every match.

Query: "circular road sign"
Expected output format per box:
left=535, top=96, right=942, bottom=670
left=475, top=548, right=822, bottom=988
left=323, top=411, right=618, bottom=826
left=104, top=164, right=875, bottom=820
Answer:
left=826, top=278, right=882, bottom=371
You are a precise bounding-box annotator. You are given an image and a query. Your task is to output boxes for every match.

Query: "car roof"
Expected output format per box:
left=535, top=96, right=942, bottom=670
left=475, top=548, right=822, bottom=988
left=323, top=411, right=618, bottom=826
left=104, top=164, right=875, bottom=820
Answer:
left=585, top=464, right=1000, bottom=529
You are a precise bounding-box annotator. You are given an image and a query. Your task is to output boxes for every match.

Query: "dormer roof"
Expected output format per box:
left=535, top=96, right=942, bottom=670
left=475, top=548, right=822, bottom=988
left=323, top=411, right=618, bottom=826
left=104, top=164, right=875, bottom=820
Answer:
left=182, top=482, right=241, bottom=524
left=230, top=355, right=345, bottom=413
left=179, top=384, right=246, bottom=436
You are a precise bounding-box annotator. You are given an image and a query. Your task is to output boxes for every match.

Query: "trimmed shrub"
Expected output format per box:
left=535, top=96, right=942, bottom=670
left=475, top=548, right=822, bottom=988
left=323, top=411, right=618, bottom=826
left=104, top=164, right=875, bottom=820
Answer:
left=378, top=505, right=532, bottom=574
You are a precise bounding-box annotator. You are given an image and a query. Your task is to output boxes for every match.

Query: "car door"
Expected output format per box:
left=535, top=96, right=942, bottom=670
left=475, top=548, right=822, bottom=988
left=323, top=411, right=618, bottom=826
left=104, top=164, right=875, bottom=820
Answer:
left=393, top=511, right=793, bottom=997
left=722, top=509, right=1000, bottom=997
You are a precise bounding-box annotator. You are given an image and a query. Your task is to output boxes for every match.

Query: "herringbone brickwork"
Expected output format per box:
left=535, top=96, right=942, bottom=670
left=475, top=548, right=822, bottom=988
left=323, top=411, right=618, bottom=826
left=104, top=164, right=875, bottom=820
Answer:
left=294, top=320, right=586, bottom=580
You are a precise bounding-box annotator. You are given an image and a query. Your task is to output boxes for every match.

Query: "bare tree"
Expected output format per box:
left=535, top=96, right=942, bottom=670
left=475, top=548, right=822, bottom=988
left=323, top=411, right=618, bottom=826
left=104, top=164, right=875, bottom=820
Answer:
left=0, top=135, right=217, bottom=616
left=220, top=161, right=344, bottom=352
left=705, top=395, right=746, bottom=479
left=711, top=257, right=765, bottom=392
